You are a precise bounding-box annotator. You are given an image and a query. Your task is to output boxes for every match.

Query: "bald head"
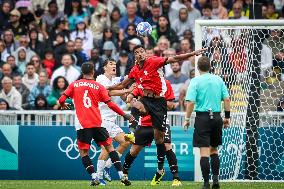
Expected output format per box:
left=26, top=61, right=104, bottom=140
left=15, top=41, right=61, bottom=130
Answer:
left=2, top=63, right=12, bottom=76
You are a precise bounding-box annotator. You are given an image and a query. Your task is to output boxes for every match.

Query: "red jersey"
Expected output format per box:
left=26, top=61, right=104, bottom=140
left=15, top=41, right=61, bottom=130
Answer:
left=62, top=79, right=111, bottom=130
left=132, top=80, right=175, bottom=127
left=128, top=56, right=168, bottom=96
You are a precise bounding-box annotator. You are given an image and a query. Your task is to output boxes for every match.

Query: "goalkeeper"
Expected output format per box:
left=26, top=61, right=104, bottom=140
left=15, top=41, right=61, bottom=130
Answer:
left=183, top=56, right=230, bottom=189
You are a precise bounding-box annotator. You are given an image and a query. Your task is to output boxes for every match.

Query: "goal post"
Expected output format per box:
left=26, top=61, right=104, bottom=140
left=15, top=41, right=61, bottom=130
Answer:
left=194, top=19, right=284, bottom=181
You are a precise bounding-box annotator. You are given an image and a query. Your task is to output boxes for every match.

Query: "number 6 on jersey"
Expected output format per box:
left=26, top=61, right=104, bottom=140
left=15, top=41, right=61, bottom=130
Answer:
left=83, top=90, right=92, bottom=108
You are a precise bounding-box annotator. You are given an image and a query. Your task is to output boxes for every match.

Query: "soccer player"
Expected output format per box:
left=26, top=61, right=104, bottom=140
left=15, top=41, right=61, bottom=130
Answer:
left=183, top=56, right=230, bottom=189
left=95, top=59, right=133, bottom=185
left=58, top=62, right=134, bottom=186
left=107, top=45, right=206, bottom=176
left=124, top=80, right=182, bottom=186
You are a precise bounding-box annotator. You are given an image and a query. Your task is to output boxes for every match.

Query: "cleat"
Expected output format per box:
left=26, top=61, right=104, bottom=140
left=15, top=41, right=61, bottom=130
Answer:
left=121, top=174, right=131, bottom=186
left=150, top=169, right=165, bottom=185
left=104, top=168, right=112, bottom=182
left=212, top=183, right=220, bottom=189
left=90, top=178, right=100, bottom=186
left=124, top=133, right=135, bottom=144
left=99, top=179, right=106, bottom=186
left=172, top=179, right=182, bottom=186
left=201, top=184, right=210, bottom=189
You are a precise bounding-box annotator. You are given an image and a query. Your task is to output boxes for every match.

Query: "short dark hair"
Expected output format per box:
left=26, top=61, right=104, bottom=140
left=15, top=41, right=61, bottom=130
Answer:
left=103, top=58, right=116, bottom=67
left=203, top=3, right=212, bottom=10
left=26, top=62, right=35, bottom=67
left=133, top=45, right=145, bottom=53
left=81, top=62, right=94, bottom=75
left=197, top=56, right=210, bottom=72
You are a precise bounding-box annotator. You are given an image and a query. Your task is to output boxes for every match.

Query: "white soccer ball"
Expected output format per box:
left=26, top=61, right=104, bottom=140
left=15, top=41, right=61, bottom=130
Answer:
left=136, top=22, right=152, bottom=37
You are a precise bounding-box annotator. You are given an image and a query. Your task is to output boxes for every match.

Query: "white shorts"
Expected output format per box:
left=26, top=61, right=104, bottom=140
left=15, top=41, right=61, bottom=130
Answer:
left=101, top=120, right=124, bottom=139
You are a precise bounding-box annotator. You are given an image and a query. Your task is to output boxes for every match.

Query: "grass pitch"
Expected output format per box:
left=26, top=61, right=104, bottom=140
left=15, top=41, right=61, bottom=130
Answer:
left=0, top=180, right=283, bottom=189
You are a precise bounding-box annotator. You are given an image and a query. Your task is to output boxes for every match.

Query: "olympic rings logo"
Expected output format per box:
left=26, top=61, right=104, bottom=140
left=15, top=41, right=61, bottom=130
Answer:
left=58, top=136, right=101, bottom=160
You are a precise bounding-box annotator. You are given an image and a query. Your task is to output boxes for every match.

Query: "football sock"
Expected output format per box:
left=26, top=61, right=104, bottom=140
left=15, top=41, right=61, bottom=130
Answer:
left=166, top=149, right=179, bottom=179
left=123, top=152, right=137, bottom=174
left=200, top=157, right=210, bottom=185
left=156, top=143, right=166, bottom=171
left=105, top=152, right=122, bottom=169
left=82, top=155, right=95, bottom=175
left=109, top=151, right=123, bottom=179
left=129, top=107, right=140, bottom=132
left=210, top=154, right=220, bottom=184
left=96, top=160, right=106, bottom=179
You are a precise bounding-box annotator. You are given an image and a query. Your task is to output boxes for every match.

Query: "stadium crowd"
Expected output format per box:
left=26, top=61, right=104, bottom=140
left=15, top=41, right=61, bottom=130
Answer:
left=0, top=0, right=283, bottom=111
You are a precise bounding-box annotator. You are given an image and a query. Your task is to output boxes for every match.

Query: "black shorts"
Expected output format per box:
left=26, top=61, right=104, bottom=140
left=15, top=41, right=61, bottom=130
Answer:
left=77, top=127, right=112, bottom=150
left=134, top=124, right=171, bottom=146
left=140, top=97, right=167, bottom=132
left=193, top=112, right=223, bottom=148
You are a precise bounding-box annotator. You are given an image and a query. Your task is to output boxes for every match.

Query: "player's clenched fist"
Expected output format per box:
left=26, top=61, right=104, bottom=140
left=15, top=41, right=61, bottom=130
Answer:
left=123, top=113, right=136, bottom=123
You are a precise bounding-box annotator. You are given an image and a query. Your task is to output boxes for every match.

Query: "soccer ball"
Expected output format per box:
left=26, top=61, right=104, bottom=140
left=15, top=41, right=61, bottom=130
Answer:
left=136, top=22, right=152, bottom=37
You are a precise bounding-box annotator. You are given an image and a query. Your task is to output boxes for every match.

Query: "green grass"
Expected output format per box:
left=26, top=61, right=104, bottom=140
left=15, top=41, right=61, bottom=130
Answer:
left=0, top=180, right=283, bottom=189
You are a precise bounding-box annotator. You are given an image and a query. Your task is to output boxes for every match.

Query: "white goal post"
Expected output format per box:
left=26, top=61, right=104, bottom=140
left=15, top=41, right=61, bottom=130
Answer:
left=194, top=19, right=284, bottom=182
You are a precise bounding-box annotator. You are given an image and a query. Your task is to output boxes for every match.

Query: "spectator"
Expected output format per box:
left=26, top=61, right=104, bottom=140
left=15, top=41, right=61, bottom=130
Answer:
left=53, top=32, right=67, bottom=69
left=146, top=4, right=161, bottom=29
left=0, top=1, right=12, bottom=34
left=179, top=69, right=195, bottom=111
left=65, top=40, right=85, bottom=68
left=7, top=9, right=27, bottom=39
left=153, top=36, right=170, bottom=56
left=160, top=0, right=178, bottom=24
left=180, top=39, right=195, bottom=76
left=128, top=38, right=142, bottom=55
left=28, top=29, right=46, bottom=59
left=166, top=62, right=189, bottom=111
left=47, top=76, right=73, bottom=110
left=0, top=98, right=13, bottom=110
left=228, top=1, right=248, bottom=20
left=171, top=8, right=195, bottom=40
left=3, top=29, right=17, bottom=54
left=14, top=47, right=29, bottom=75
left=48, top=17, right=70, bottom=48
left=41, top=1, right=65, bottom=40
left=137, top=0, right=152, bottom=21
left=42, top=50, right=56, bottom=79
left=0, top=39, right=9, bottom=65
left=82, top=0, right=95, bottom=18
left=116, top=50, right=133, bottom=77
left=277, top=96, right=284, bottom=111
left=170, top=0, right=187, bottom=21
left=163, top=48, right=176, bottom=77
left=51, top=54, right=80, bottom=86
left=30, top=55, right=44, bottom=75
left=89, top=48, right=104, bottom=77
left=140, top=33, right=156, bottom=50
left=12, top=75, right=30, bottom=109
left=200, top=3, right=218, bottom=19
left=13, top=35, right=36, bottom=62
left=28, top=71, right=51, bottom=109
left=182, top=29, right=195, bottom=47
left=22, top=62, right=39, bottom=91
left=70, top=18, right=94, bottom=55
left=183, top=0, right=202, bottom=26
left=262, top=3, right=268, bottom=19
left=261, top=43, right=273, bottom=78
left=110, top=7, right=122, bottom=38
left=66, top=0, right=88, bottom=31
left=121, top=23, right=144, bottom=52
left=0, top=76, right=22, bottom=110
left=151, top=15, right=179, bottom=45
left=0, top=63, right=13, bottom=89
left=266, top=2, right=280, bottom=19
left=6, top=55, right=22, bottom=77
left=16, top=0, right=35, bottom=27
left=119, top=1, right=143, bottom=41
left=211, top=0, right=228, bottom=19
left=89, top=3, right=111, bottom=42
left=74, top=37, right=89, bottom=67
left=33, top=94, right=50, bottom=110
left=101, top=41, right=118, bottom=62
left=97, top=27, right=119, bottom=54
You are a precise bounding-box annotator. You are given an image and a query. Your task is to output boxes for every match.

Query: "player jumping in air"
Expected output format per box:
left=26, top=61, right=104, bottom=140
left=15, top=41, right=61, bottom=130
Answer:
left=58, top=62, right=135, bottom=186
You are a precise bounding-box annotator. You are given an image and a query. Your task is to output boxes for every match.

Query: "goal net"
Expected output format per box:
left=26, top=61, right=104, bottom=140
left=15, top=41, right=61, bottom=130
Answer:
left=195, top=20, right=284, bottom=181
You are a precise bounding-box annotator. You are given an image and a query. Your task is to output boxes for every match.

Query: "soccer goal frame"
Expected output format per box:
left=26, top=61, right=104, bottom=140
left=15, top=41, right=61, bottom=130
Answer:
left=194, top=19, right=284, bottom=182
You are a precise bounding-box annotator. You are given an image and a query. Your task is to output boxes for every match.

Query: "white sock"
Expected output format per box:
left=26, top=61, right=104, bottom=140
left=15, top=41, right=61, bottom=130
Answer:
left=118, top=171, right=124, bottom=179
left=91, top=172, right=97, bottom=180
left=105, top=152, right=122, bottom=169
left=96, top=160, right=106, bottom=179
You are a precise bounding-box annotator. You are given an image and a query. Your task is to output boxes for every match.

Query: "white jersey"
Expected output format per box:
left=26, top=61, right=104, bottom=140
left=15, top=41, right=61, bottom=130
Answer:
left=96, top=74, right=122, bottom=122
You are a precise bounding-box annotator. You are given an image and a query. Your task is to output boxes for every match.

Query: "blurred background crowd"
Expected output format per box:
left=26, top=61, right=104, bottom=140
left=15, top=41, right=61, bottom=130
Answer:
left=0, top=0, right=283, bottom=111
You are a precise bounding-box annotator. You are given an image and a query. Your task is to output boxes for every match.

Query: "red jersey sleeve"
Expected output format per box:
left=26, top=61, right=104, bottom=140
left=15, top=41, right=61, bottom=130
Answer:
left=132, top=87, right=143, bottom=97
left=148, top=56, right=167, bottom=69
left=98, top=84, right=111, bottom=103
left=165, top=80, right=175, bottom=101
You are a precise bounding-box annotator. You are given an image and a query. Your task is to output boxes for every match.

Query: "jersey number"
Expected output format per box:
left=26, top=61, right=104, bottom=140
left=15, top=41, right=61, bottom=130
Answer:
left=83, top=90, right=92, bottom=108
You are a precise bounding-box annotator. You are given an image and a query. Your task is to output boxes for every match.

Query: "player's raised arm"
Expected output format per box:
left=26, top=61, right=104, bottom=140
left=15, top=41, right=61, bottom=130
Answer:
left=107, top=77, right=134, bottom=91
left=165, top=48, right=207, bottom=65
left=57, top=83, right=74, bottom=110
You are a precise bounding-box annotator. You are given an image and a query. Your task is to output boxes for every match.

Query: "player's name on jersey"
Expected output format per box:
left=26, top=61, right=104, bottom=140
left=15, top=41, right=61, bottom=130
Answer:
left=74, top=81, right=100, bottom=89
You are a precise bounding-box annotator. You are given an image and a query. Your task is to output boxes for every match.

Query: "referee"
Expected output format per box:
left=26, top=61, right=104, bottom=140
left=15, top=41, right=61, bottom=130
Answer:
left=183, top=56, right=230, bottom=189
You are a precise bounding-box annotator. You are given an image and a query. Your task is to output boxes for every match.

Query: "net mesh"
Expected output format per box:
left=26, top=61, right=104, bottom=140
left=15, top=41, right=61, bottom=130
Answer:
left=200, top=25, right=284, bottom=180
